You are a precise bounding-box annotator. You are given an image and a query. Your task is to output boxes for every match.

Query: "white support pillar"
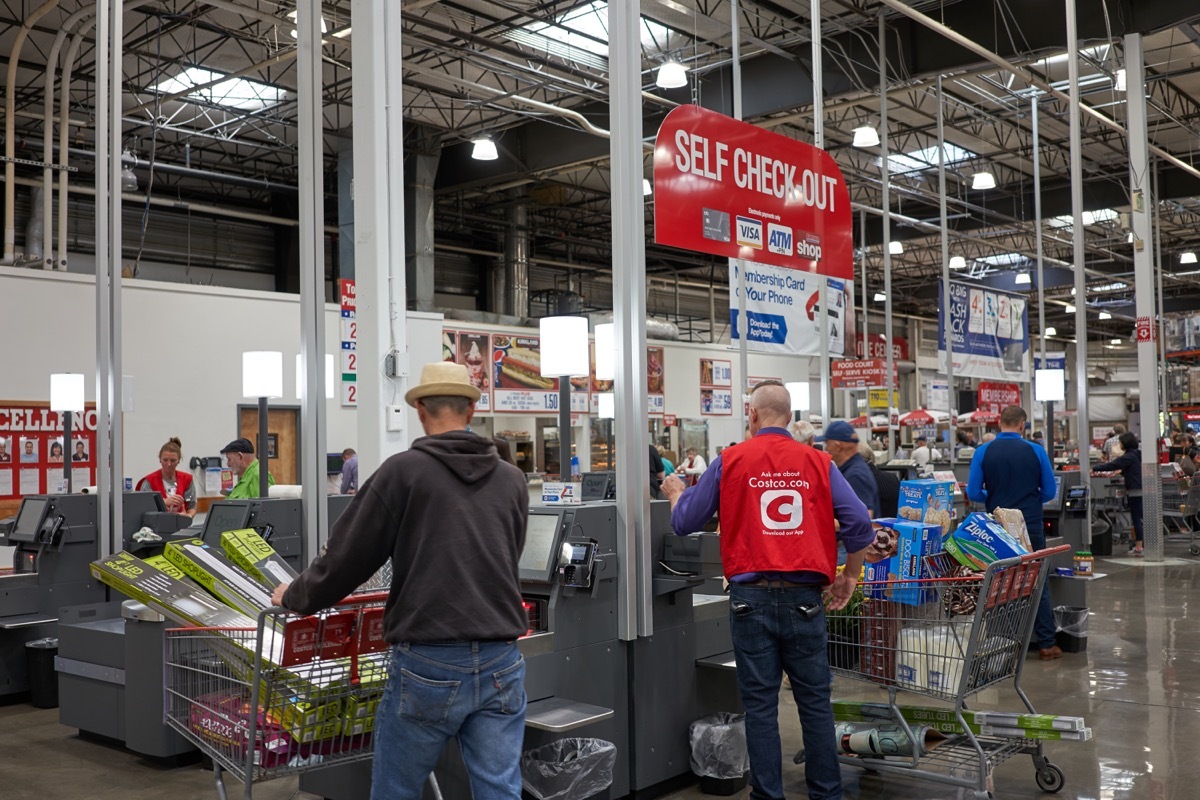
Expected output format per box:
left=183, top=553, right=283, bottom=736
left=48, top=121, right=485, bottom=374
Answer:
left=936, top=76, right=955, bottom=465
left=351, top=0, right=409, bottom=488
left=880, top=13, right=896, bottom=459
left=94, top=0, right=113, bottom=556
left=1125, top=33, right=1163, bottom=561
left=811, top=0, right=831, bottom=426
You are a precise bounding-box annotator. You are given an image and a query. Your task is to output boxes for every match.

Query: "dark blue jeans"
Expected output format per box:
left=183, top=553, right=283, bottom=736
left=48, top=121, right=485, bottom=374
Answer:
left=729, top=583, right=841, bottom=800
left=371, top=641, right=526, bottom=800
left=1128, top=495, right=1144, bottom=543
left=1028, top=520, right=1056, bottom=650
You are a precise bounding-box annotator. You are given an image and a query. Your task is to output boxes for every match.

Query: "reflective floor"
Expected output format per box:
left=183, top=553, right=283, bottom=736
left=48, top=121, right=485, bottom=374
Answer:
left=3, top=543, right=1198, bottom=800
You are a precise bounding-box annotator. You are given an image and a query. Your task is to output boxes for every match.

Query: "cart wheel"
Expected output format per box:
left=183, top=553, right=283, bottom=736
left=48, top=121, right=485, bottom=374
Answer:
left=1190, top=544, right=1199, bottom=556
left=1035, top=763, right=1065, bottom=793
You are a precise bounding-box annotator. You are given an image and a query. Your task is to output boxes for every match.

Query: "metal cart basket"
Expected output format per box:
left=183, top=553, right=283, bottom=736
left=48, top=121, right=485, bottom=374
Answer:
left=164, top=592, right=390, bottom=800
left=1159, top=476, right=1200, bottom=553
left=819, top=544, right=1071, bottom=799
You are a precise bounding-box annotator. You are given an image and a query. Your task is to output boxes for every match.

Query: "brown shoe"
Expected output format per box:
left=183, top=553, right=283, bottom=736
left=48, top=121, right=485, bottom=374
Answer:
left=1039, top=646, right=1063, bottom=660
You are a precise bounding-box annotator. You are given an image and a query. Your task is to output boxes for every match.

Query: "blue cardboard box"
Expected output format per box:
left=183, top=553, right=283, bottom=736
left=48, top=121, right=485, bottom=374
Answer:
left=897, top=479, right=956, bottom=536
left=945, top=512, right=1029, bottom=570
left=863, top=521, right=941, bottom=606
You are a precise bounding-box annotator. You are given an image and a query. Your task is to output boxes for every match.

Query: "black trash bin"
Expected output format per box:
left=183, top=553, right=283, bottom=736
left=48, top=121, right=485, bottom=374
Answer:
left=25, top=637, right=59, bottom=709
left=521, top=738, right=616, bottom=800
left=689, top=713, right=750, bottom=795
left=1054, top=606, right=1088, bottom=653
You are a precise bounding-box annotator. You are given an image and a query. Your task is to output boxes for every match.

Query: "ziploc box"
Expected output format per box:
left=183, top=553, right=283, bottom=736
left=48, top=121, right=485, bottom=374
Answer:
left=896, top=479, right=956, bottom=536
left=221, top=528, right=299, bottom=591
left=945, top=512, right=1029, bottom=570
left=165, top=538, right=275, bottom=618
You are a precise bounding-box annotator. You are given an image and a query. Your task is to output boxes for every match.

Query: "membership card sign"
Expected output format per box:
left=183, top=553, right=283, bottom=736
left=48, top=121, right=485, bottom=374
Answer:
left=653, top=105, right=853, bottom=280
left=729, top=262, right=854, bottom=355
left=938, top=281, right=1029, bottom=381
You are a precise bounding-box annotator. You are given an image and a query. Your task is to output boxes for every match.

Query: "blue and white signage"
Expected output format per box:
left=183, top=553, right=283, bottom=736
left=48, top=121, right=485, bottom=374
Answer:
left=938, top=281, right=1029, bottom=381
left=730, top=261, right=852, bottom=356
left=1034, top=351, right=1067, bottom=371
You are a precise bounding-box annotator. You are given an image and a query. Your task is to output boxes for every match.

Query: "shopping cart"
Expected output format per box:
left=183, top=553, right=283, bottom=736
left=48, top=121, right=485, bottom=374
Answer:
left=1160, top=475, right=1200, bottom=553
left=164, top=592, right=391, bottom=800
left=1090, top=476, right=1130, bottom=546
left=814, top=544, right=1071, bottom=799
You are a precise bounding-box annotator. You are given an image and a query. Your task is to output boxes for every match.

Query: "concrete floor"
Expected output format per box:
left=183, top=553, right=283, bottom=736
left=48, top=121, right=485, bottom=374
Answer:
left=3, top=543, right=1198, bottom=800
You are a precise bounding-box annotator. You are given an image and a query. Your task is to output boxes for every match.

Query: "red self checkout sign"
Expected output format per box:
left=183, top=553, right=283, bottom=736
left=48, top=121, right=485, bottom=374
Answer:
left=653, top=105, right=853, bottom=280
left=1135, top=316, right=1156, bottom=342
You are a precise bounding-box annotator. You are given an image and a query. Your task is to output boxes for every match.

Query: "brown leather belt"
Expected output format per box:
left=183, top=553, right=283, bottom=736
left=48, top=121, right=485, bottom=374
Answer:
left=740, top=578, right=804, bottom=588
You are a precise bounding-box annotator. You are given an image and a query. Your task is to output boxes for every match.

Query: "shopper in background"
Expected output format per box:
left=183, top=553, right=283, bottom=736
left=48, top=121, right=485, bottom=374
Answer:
left=494, top=437, right=518, bottom=468
left=966, top=405, right=1060, bottom=659
left=273, top=362, right=529, bottom=800
left=912, top=436, right=932, bottom=473
left=657, top=445, right=676, bottom=476
left=681, top=447, right=707, bottom=486
left=1103, top=424, right=1127, bottom=461
left=136, top=437, right=197, bottom=517
left=861, top=441, right=900, bottom=518
left=221, top=437, right=275, bottom=499
left=649, top=444, right=666, bottom=498
left=661, top=381, right=872, bottom=800
left=789, top=419, right=816, bottom=445
left=1092, top=431, right=1144, bottom=556
left=340, top=448, right=359, bottom=494
left=818, top=421, right=881, bottom=518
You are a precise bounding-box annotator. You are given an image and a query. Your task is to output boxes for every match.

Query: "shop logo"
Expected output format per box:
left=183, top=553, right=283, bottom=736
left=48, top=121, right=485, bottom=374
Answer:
left=796, top=231, right=822, bottom=261
left=760, top=490, right=803, bottom=530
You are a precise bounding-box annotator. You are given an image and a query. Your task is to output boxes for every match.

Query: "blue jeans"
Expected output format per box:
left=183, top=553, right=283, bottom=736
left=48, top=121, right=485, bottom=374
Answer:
left=371, top=641, right=527, bottom=800
left=1028, top=521, right=1056, bottom=650
left=729, top=583, right=841, bottom=800
left=1128, top=495, right=1144, bottom=543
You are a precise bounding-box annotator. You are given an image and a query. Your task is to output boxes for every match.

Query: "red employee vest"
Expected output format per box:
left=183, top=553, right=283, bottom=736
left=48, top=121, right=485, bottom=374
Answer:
left=140, top=469, right=193, bottom=502
left=718, top=434, right=837, bottom=584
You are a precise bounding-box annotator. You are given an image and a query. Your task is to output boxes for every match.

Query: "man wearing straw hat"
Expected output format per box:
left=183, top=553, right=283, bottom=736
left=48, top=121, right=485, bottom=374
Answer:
left=273, top=362, right=530, bottom=800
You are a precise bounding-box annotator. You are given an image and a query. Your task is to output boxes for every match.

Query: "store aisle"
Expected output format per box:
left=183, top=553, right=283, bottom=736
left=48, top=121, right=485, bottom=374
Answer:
left=3, top=546, right=1199, bottom=800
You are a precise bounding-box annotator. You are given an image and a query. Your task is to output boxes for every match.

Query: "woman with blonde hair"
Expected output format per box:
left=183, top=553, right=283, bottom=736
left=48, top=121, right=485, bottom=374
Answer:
left=136, top=437, right=197, bottom=517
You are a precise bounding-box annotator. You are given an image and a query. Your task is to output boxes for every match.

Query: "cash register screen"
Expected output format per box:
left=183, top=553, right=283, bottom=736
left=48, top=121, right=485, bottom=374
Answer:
left=11, top=498, right=49, bottom=542
left=520, top=511, right=565, bottom=583
left=202, top=503, right=252, bottom=544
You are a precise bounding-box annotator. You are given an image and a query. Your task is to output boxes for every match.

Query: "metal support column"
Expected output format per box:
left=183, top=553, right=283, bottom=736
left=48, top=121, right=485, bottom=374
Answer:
left=1066, top=0, right=1091, bottom=541
left=298, top=0, right=327, bottom=555
left=413, top=151, right=440, bottom=312
left=352, top=0, right=409, bottom=484
left=1032, top=96, right=1050, bottom=451
left=936, top=76, right=955, bottom=466
left=811, top=0, right=830, bottom=425
left=880, top=13, right=896, bottom=460
left=1125, top=33, right=1163, bottom=561
left=610, top=0, right=651, bottom=640
left=731, top=0, right=748, bottom=434
left=94, top=0, right=113, bottom=556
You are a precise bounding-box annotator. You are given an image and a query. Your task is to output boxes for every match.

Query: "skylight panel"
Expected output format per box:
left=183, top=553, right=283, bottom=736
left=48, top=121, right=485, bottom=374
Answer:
left=975, top=253, right=1025, bottom=267
left=514, top=2, right=674, bottom=59
left=150, top=67, right=287, bottom=112
left=885, top=143, right=976, bottom=175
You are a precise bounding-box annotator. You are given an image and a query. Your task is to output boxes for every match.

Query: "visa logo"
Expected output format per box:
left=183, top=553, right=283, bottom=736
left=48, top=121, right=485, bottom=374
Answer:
left=736, top=216, right=763, bottom=248
left=767, top=223, right=792, bottom=256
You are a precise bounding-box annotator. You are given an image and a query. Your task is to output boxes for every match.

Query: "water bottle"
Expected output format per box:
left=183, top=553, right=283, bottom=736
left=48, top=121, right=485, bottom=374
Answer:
left=570, top=455, right=580, bottom=481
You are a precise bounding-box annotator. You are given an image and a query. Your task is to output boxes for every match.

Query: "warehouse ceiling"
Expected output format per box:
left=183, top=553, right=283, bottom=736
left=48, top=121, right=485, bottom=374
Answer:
left=3, top=0, right=1200, bottom=346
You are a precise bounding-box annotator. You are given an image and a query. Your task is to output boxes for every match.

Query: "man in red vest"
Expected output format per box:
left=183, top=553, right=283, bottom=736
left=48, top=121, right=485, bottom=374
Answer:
left=662, top=381, right=872, bottom=800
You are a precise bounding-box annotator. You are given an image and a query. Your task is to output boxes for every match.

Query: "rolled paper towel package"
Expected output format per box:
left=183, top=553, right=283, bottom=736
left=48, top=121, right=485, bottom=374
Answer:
left=833, top=721, right=948, bottom=757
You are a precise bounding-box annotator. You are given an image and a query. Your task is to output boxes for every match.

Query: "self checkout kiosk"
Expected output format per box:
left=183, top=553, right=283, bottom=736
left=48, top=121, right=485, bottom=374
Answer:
left=299, top=499, right=740, bottom=800
left=1043, top=471, right=1088, bottom=549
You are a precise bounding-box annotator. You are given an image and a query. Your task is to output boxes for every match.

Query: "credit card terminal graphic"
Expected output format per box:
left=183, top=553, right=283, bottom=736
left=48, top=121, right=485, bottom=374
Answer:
left=559, top=539, right=598, bottom=589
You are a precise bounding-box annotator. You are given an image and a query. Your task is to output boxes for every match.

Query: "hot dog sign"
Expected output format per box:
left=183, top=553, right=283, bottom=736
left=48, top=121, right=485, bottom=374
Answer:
left=493, top=335, right=562, bottom=413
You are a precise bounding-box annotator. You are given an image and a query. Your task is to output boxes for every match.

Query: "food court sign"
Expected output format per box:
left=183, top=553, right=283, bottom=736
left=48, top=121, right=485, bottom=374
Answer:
left=653, top=105, right=853, bottom=280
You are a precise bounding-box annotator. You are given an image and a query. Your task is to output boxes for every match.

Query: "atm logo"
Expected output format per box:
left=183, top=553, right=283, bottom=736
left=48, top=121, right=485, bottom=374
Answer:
left=760, top=490, right=804, bottom=530
left=767, top=224, right=793, bottom=256
left=736, top=216, right=763, bottom=249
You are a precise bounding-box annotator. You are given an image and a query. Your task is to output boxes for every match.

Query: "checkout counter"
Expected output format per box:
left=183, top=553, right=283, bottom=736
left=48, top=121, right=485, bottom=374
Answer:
left=299, top=500, right=739, bottom=800
left=1042, top=471, right=1088, bottom=550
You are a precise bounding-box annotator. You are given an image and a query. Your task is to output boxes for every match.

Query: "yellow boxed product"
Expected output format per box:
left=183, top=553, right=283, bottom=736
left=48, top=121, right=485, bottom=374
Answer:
left=164, top=538, right=274, bottom=618
left=221, top=528, right=300, bottom=590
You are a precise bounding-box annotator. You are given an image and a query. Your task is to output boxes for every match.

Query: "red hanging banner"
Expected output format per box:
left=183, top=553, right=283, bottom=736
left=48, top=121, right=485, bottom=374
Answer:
left=653, top=105, right=853, bottom=280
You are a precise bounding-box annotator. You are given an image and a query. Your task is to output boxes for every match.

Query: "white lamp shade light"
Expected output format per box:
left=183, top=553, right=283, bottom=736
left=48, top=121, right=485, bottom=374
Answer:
left=1098, top=311, right=1112, bottom=320
left=873, top=292, right=887, bottom=302
left=851, top=126, right=880, bottom=148
left=1115, top=68, right=1127, bottom=92
left=1065, top=303, right=1076, bottom=313
left=243, top=351, right=283, bottom=398
left=948, top=256, right=966, bottom=270
left=1044, top=326, right=1057, bottom=337
left=296, top=354, right=336, bottom=399
left=471, top=137, right=498, bottom=161
left=594, top=323, right=616, bottom=381
left=50, top=373, right=85, bottom=412
left=888, top=241, right=904, bottom=255
left=1015, top=271, right=1031, bottom=285
left=785, top=381, right=811, bottom=412
left=539, top=316, right=590, bottom=377
left=597, top=392, right=616, bottom=419
left=656, top=61, right=688, bottom=89
left=642, top=179, right=652, bottom=196
left=1181, top=252, right=1198, bottom=265
left=972, top=171, right=996, bottom=190
left=1034, top=368, right=1066, bottom=403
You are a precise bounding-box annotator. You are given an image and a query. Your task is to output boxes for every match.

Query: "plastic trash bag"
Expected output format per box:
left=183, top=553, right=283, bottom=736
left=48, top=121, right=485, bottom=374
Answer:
left=688, top=712, right=750, bottom=779
left=521, top=738, right=616, bottom=800
left=1054, top=606, right=1088, bottom=637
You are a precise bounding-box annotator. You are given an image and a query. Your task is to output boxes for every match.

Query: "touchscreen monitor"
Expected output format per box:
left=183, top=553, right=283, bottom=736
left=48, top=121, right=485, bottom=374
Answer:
left=10, top=497, right=49, bottom=542
left=520, top=511, right=565, bottom=583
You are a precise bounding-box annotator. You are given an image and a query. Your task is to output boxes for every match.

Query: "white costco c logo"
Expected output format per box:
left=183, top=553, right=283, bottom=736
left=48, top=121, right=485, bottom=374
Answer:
left=760, top=489, right=803, bottom=530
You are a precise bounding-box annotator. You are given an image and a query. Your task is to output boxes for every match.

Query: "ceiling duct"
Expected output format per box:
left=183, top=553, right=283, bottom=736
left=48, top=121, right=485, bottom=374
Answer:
left=1087, top=365, right=1111, bottom=386
left=589, top=311, right=680, bottom=341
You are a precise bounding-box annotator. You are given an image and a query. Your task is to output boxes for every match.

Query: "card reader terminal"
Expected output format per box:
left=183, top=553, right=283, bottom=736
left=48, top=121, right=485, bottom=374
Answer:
left=559, top=538, right=598, bottom=589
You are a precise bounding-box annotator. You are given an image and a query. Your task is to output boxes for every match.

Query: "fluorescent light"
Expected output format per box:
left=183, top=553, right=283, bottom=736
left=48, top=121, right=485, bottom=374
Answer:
left=1181, top=252, right=1198, bottom=264
left=1045, top=326, right=1057, bottom=337
left=597, top=392, right=615, bottom=419
left=642, top=178, right=652, bottom=196
left=471, top=136, right=498, bottom=161
left=852, top=126, right=880, bottom=148
left=1015, top=271, right=1031, bottom=285
left=1065, top=304, right=1076, bottom=313
left=50, top=373, right=85, bottom=412
left=1110, top=338, right=1122, bottom=345
left=1098, top=311, right=1112, bottom=320
left=1127, top=232, right=1134, bottom=243
left=873, top=292, right=887, bottom=302
left=286, top=10, right=328, bottom=38
left=656, top=61, right=687, bottom=89
left=889, top=241, right=904, bottom=255
left=972, top=171, right=996, bottom=190
left=948, top=256, right=966, bottom=270
left=1115, top=68, right=1127, bottom=92
left=594, top=323, right=615, bottom=381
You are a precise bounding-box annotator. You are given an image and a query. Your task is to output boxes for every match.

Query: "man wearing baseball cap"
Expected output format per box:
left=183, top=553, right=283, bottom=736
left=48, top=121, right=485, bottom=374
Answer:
left=220, top=437, right=275, bottom=499
left=817, top=420, right=881, bottom=518
left=271, top=362, right=530, bottom=800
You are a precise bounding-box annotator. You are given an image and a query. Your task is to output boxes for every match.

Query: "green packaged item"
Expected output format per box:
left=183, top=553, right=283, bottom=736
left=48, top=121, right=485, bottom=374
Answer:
left=164, top=538, right=274, bottom=618
left=221, top=528, right=300, bottom=590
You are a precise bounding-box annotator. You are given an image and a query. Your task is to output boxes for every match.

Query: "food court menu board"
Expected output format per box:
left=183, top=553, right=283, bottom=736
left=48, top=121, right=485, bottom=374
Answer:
left=443, top=330, right=492, bottom=412
left=0, top=403, right=97, bottom=499
left=700, top=359, right=733, bottom=416
left=493, top=336, right=561, bottom=414
left=589, top=345, right=665, bottom=416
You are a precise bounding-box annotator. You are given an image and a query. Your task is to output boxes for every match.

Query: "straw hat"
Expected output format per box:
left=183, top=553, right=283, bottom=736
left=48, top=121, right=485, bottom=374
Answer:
left=404, top=362, right=482, bottom=407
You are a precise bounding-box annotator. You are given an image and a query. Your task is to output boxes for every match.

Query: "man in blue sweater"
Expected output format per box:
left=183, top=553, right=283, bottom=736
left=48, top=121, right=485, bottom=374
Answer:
left=966, top=405, right=1061, bottom=659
